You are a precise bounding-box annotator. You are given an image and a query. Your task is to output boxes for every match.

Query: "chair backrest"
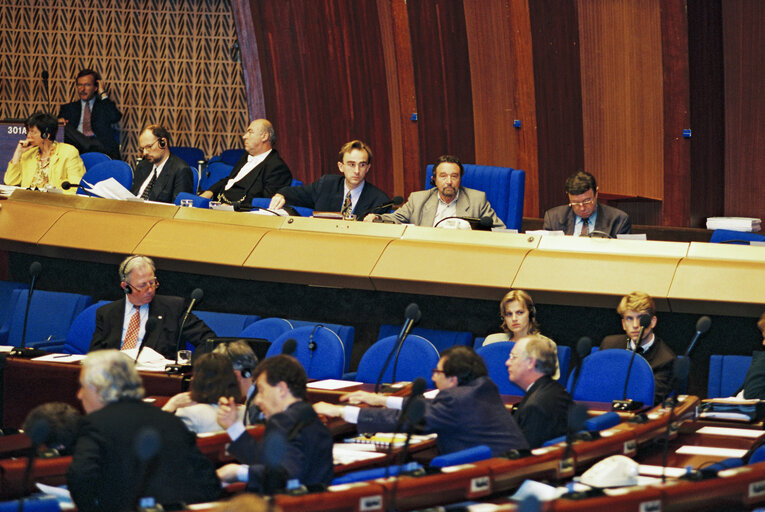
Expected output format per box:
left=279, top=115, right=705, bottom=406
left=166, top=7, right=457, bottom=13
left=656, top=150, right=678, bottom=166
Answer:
left=7, top=290, right=93, bottom=347
left=566, top=348, right=654, bottom=404
left=174, top=192, right=210, bottom=208
left=356, top=335, right=440, bottom=387
left=170, top=146, right=205, bottom=168
left=286, top=320, right=355, bottom=372
left=195, top=311, right=260, bottom=338
left=709, top=229, right=765, bottom=245
left=557, top=345, right=572, bottom=383
left=77, top=160, right=133, bottom=196
left=0, top=281, right=26, bottom=335
left=239, top=317, right=296, bottom=343
left=425, top=163, right=526, bottom=230
left=219, top=149, right=247, bottom=166
left=290, top=178, right=303, bottom=187
left=476, top=342, right=524, bottom=395
left=251, top=198, right=314, bottom=218
left=377, top=325, right=472, bottom=354
left=0, top=496, right=61, bottom=512
left=199, top=161, right=234, bottom=192
left=79, top=152, right=111, bottom=171
left=63, top=300, right=111, bottom=354
left=190, top=165, right=200, bottom=194
left=708, top=354, right=752, bottom=398
left=266, top=326, right=345, bottom=380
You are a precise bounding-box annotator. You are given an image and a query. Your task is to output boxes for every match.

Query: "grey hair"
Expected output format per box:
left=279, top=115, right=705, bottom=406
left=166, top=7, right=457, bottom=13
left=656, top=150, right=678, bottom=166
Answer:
left=81, top=350, right=145, bottom=403
left=213, top=340, right=257, bottom=373
left=519, top=334, right=558, bottom=377
left=118, top=255, right=155, bottom=283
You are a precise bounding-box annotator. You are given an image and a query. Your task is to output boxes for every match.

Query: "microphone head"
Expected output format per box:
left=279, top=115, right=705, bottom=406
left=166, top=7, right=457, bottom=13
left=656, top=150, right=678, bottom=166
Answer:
left=145, top=317, right=158, bottom=334
left=134, top=427, right=161, bottom=462
left=190, top=288, right=204, bottom=301
left=41, top=70, right=49, bottom=81
left=404, top=303, right=421, bottom=322
left=406, top=396, right=426, bottom=424
left=479, top=216, right=493, bottom=228
left=410, top=377, right=427, bottom=396
left=696, top=316, right=712, bottom=334
left=391, top=196, right=404, bottom=206
left=639, top=314, right=652, bottom=328
left=282, top=338, right=297, bottom=355
left=576, top=337, right=593, bottom=359
left=61, top=181, right=76, bottom=190
left=29, top=261, right=42, bottom=277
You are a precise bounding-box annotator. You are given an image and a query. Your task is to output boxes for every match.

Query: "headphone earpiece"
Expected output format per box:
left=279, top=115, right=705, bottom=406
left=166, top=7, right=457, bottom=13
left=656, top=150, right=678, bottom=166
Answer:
left=241, top=368, right=252, bottom=379
left=430, top=173, right=435, bottom=186
left=158, top=138, right=166, bottom=149
left=41, top=127, right=52, bottom=140
left=123, top=283, right=132, bottom=294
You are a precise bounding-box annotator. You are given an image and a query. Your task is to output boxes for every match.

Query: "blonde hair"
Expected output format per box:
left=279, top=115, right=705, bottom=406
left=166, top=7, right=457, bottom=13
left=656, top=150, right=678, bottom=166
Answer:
left=499, top=289, right=540, bottom=338
left=616, top=291, right=655, bottom=317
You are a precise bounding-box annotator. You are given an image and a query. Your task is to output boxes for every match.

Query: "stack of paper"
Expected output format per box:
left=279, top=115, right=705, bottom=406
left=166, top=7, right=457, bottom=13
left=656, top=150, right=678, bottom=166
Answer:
left=706, top=217, right=761, bottom=232
left=83, top=178, right=142, bottom=201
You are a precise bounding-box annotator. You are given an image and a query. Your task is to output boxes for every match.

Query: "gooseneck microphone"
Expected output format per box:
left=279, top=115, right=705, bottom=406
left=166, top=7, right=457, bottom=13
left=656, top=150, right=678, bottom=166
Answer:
left=433, top=215, right=493, bottom=230
left=568, top=337, right=592, bottom=398
left=135, top=317, right=158, bottom=365
left=613, top=314, right=652, bottom=411
left=11, top=262, right=44, bottom=358
left=175, top=288, right=203, bottom=359
left=20, top=417, right=49, bottom=512
left=661, top=356, right=691, bottom=483
left=684, top=316, right=712, bottom=357
left=363, top=196, right=404, bottom=218
left=375, top=303, right=421, bottom=392
left=61, top=181, right=85, bottom=191
left=133, top=427, right=161, bottom=511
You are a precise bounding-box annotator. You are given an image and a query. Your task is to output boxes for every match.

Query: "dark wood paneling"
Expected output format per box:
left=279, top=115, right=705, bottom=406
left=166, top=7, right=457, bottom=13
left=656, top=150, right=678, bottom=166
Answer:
left=687, top=0, right=725, bottom=228
left=528, top=0, right=584, bottom=216
left=463, top=0, right=539, bottom=217
left=660, top=0, right=691, bottom=227
left=407, top=0, right=475, bottom=186
left=722, top=1, right=765, bottom=223
left=247, top=0, right=394, bottom=192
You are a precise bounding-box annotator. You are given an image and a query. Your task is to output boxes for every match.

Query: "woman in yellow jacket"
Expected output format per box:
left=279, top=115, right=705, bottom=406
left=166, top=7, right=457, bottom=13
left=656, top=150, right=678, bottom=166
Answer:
left=5, top=112, right=85, bottom=194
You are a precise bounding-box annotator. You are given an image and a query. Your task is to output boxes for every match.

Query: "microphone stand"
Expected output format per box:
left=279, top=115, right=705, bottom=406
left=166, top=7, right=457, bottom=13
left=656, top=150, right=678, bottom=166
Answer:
left=11, top=262, right=47, bottom=358
left=612, top=315, right=651, bottom=411
left=165, top=289, right=202, bottom=373
left=375, top=304, right=420, bottom=392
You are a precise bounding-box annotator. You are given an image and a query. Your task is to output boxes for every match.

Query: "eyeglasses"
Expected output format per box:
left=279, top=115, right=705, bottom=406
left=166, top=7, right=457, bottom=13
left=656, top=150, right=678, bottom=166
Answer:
left=131, top=279, right=160, bottom=292
left=138, top=139, right=160, bottom=152
left=569, top=198, right=595, bottom=208
left=431, top=368, right=445, bottom=376
left=507, top=353, right=522, bottom=361
left=343, top=161, right=369, bottom=170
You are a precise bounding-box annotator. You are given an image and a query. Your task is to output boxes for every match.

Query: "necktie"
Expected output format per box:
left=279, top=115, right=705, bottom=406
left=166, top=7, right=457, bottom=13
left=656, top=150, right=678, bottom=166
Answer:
left=141, top=167, right=158, bottom=200
left=341, top=191, right=352, bottom=218
left=580, top=218, right=589, bottom=236
left=122, top=307, right=141, bottom=350
left=82, top=103, right=94, bottom=137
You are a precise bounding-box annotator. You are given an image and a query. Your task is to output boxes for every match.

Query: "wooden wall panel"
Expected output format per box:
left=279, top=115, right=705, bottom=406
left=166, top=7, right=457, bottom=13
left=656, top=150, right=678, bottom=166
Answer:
left=463, top=0, right=539, bottom=217
left=248, top=0, right=394, bottom=191
left=576, top=0, right=664, bottom=201
left=722, top=1, right=765, bottom=223
left=407, top=0, right=475, bottom=184
left=528, top=0, right=584, bottom=216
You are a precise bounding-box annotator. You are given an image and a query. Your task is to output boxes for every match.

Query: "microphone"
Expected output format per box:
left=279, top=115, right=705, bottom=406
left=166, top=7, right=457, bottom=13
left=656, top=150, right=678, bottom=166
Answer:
left=173, top=288, right=203, bottom=362
left=61, top=181, right=85, bottom=191
left=384, top=377, right=428, bottom=480
left=661, top=356, right=691, bottom=483
left=433, top=215, right=494, bottom=230
left=568, top=337, right=592, bottom=397
left=134, top=317, right=158, bottom=365
left=20, top=417, right=49, bottom=511
left=684, top=316, right=711, bottom=357
left=375, top=304, right=421, bottom=392
left=11, top=262, right=45, bottom=358
left=133, top=427, right=161, bottom=510
left=281, top=338, right=297, bottom=355
left=363, top=196, right=404, bottom=217
left=613, top=314, right=652, bottom=411
left=560, top=403, right=589, bottom=475
left=388, top=393, right=427, bottom=511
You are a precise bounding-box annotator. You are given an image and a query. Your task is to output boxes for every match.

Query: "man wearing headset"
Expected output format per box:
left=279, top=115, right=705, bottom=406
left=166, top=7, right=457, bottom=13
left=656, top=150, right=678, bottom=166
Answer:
left=365, top=154, right=504, bottom=228
left=214, top=340, right=263, bottom=425
left=89, top=255, right=216, bottom=359
left=58, top=69, right=123, bottom=159
left=130, top=124, right=195, bottom=203
left=314, top=345, right=527, bottom=456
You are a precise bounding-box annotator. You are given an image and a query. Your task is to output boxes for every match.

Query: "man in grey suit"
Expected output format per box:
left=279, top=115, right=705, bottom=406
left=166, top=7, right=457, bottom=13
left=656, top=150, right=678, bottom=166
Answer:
left=543, top=170, right=631, bottom=237
left=365, top=154, right=504, bottom=228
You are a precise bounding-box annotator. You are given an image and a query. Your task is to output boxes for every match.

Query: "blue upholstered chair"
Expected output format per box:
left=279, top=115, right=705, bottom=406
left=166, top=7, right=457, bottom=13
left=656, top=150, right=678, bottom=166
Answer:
left=332, top=462, right=423, bottom=485
left=218, top=149, right=247, bottom=166
left=707, top=354, right=752, bottom=398
left=475, top=342, right=524, bottom=395
left=58, top=300, right=111, bottom=354
left=77, top=160, right=132, bottom=196
left=709, top=229, right=765, bottom=245
left=377, top=325, right=472, bottom=354
left=566, top=348, right=654, bottom=404
left=174, top=192, right=210, bottom=208
left=79, top=152, right=111, bottom=171
left=429, top=445, right=492, bottom=468
left=251, top=198, right=314, bottom=217
left=239, top=317, right=296, bottom=343
left=542, top=411, right=622, bottom=447
left=425, top=163, right=526, bottom=230
left=286, top=320, right=355, bottom=372
left=170, top=146, right=205, bottom=168
left=0, top=496, right=61, bottom=512
left=194, top=311, right=260, bottom=338
left=199, top=161, right=234, bottom=192
left=5, top=290, right=92, bottom=348
left=354, top=335, right=440, bottom=388
left=0, top=281, right=26, bottom=343
left=265, top=326, right=345, bottom=380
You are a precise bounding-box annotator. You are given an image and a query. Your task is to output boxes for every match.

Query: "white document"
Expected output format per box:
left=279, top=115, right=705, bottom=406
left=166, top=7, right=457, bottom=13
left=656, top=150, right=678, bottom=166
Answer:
left=83, top=177, right=136, bottom=200
left=696, top=426, right=765, bottom=438
left=307, top=379, right=364, bottom=390
left=33, top=353, right=86, bottom=363
left=675, top=445, right=748, bottom=458
left=119, top=346, right=173, bottom=371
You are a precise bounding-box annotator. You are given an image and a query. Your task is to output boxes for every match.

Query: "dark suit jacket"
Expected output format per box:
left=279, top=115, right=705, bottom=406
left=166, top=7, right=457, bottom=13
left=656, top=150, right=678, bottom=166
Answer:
left=741, top=351, right=765, bottom=399
left=67, top=399, right=220, bottom=512
left=58, top=97, right=122, bottom=159
left=131, top=153, right=194, bottom=203
left=380, top=187, right=505, bottom=228
left=278, top=174, right=390, bottom=218
left=357, top=376, right=528, bottom=456
left=227, top=401, right=333, bottom=492
left=206, top=149, right=292, bottom=205
left=90, top=296, right=216, bottom=359
left=513, top=375, right=573, bottom=448
left=543, top=203, right=631, bottom=237
left=600, top=334, right=676, bottom=404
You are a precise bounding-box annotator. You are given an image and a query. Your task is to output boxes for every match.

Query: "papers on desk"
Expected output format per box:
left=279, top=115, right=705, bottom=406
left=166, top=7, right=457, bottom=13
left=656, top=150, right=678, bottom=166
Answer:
left=333, top=443, right=387, bottom=465
left=0, top=345, right=15, bottom=353
left=249, top=207, right=287, bottom=216
left=343, top=433, right=437, bottom=450
left=120, top=346, right=174, bottom=371
left=706, top=216, right=761, bottom=232
left=82, top=177, right=138, bottom=200
left=307, top=379, right=363, bottom=390
left=675, top=445, right=748, bottom=458
left=696, top=426, right=765, bottom=438
left=33, top=353, right=86, bottom=363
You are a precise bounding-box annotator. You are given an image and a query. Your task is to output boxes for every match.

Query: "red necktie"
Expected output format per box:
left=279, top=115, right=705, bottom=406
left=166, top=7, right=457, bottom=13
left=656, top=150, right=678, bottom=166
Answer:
left=82, top=103, right=95, bottom=137
left=122, top=307, right=140, bottom=350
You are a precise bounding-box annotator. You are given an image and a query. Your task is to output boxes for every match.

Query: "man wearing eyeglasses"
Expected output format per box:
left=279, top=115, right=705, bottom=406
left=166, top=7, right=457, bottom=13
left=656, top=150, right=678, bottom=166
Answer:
left=268, top=140, right=389, bottom=219
left=130, top=124, right=195, bottom=203
left=542, top=170, right=631, bottom=237
left=89, top=255, right=216, bottom=359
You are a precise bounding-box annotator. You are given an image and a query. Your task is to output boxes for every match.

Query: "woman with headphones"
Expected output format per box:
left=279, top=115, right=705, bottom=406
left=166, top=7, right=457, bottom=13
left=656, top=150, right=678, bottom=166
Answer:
left=5, top=112, right=85, bottom=194
left=484, top=289, right=561, bottom=379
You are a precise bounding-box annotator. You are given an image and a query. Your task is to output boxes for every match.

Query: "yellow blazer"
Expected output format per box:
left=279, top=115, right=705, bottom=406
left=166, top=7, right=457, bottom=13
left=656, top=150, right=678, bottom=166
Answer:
left=4, top=142, right=86, bottom=195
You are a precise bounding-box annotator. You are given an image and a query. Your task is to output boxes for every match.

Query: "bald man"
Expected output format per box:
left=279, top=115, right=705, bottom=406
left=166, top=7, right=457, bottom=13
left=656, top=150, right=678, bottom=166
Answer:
left=200, top=119, right=292, bottom=206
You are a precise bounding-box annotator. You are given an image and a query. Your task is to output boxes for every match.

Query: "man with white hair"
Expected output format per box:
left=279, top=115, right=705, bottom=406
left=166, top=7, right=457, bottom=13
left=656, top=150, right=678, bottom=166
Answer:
left=67, top=350, right=220, bottom=512
left=89, top=254, right=215, bottom=359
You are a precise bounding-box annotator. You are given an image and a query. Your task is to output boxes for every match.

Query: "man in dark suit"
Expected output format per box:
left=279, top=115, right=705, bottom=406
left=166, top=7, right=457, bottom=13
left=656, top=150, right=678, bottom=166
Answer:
left=268, top=140, right=389, bottom=219
left=200, top=119, right=292, bottom=206
left=507, top=334, right=573, bottom=448
left=89, top=255, right=215, bottom=360
left=57, top=69, right=122, bottom=159
left=543, top=170, right=631, bottom=237
left=216, top=355, right=333, bottom=493
left=214, top=340, right=262, bottom=425
left=314, top=346, right=527, bottom=456
left=130, top=125, right=195, bottom=203
left=67, top=350, right=221, bottom=512
left=600, top=291, right=676, bottom=404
